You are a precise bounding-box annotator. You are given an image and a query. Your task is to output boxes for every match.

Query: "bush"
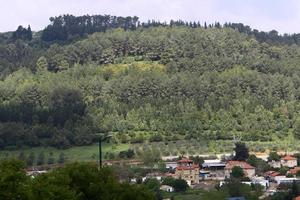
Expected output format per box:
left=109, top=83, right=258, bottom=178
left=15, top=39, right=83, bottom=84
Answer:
left=231, top=166, right=244, bottom=178
left=130, top=136, right=144, bottom=144
left=119, top=149, right=135, bottom=159
left=173, top=179, right=188, bottom=192
left=149, top=134, right=163, bottom=142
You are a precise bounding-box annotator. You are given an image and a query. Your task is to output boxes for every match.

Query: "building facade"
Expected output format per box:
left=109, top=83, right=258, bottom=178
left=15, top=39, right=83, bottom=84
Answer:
left=281, top=155, right=297, bottom=168
left=175, top=158, right=199, bottom=186
left=225, top=161, right=255, bottom=178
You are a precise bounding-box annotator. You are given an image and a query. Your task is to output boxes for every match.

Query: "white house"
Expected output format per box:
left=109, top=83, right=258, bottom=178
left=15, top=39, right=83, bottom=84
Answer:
left=165, top=162, right=177, bottom=169
left=160, top=185, right=174, bottom=192
left=268, top=160, right=281, bottom=168
left=281, top=155, right=297, bottom=168
left=274, top=176, right=300, bottom=184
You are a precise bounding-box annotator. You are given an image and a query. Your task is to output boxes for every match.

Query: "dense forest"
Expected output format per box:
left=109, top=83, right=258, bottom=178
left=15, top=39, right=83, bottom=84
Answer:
left=1, top=14, right=300, bottom=149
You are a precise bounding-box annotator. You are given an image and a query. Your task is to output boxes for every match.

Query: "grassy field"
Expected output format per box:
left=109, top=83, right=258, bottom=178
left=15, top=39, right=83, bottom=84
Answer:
left=0, top=143, right=129, bottom=163
left=1, top=136, right=299, bottom=165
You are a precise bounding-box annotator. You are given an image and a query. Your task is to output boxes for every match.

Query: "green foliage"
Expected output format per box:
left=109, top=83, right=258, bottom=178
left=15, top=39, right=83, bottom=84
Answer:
left=12, top=25, right=32, bottom=41
left=58, top=152, right=65, bottom=164
left=220, top=178, right=263, bottom=199
left=234, top=143, right=249, bottom=161
left=0, top=159, right=30, bottom=200
left=231, top=166, right=244, bottom=178
left=268, top=151, right=281, bottom=161
left=189, top=156, right=204, bottom=165
left=0, top=159, right=155, bottom=200
left=279, top=167, right=289, bottom=175
left=247, top=155, right=270, bottom=175
left=118, top=149, right=135, bottom=159
left=26, top=152, right=35, bottom=166
left=3, top=25, right=300, bottom=150
left=37, top=152, right=45, bottom=166
left=162, top=177, right=176, bottom=187
left=173, top=179, right=189, bottom=192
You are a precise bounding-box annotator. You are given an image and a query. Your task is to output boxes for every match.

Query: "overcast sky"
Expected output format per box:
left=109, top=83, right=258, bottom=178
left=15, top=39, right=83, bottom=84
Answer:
left=1, top=0, right=300, bottom=33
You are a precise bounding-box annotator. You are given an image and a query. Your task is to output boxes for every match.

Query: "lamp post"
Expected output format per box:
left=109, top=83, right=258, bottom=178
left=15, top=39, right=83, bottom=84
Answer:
left=96, top=134, right=112, bottom=169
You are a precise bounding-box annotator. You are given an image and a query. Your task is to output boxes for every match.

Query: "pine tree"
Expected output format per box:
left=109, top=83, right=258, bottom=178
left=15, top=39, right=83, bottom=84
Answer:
left=58, top=153, right=65, bottom=164
left=26, top=152, right=35, bottom=166
left=234, top=142, right=249, bottom=161
left=27, top=25, right=32, bottom=40
left=18, top=151, right=26, bottom=162
left=37, top=152, right=45, bottom=166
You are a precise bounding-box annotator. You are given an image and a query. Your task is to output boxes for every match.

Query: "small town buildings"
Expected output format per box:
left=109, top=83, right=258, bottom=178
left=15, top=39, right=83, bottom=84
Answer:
left=160, top=185, right=174, bottom=192
left=175, top=158, right=199, bottom=186
left=281, top=155, right=298, bottom=168
left=225, top=161, right=255, bottom=178
left=274, top=176, right=300, bottom=184
left=202, top=159, right=226, bottom=170
left=264, top=171, right=281, bottom=181
left=201, top=159, right=226, bottom=180
left=165, top=161, right=177, bottom=170
left=251, top=176, right=270, bottom=190
left=144, top=172, right=164, bottom=182
left=220, top=177, right=269, bottom=190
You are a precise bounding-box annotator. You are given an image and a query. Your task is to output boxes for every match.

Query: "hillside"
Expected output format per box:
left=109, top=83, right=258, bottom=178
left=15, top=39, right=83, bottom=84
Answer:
left=1, top=19, right=300, bottom=151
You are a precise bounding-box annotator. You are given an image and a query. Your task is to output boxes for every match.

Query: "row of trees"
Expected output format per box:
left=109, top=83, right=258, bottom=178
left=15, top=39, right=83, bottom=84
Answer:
left=16, top=151, right=66, bottom=166
left=0, top=159, right=155, bottom=200
left=41, top=14, right=139, bottom=41
left=11, top=25, right=32, bottom=41
left=39, top=14, right=300, bottom=46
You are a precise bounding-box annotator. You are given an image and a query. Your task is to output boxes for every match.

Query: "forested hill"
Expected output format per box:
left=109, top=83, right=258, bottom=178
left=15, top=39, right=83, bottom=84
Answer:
left=1, top=15, right=300, bottom=149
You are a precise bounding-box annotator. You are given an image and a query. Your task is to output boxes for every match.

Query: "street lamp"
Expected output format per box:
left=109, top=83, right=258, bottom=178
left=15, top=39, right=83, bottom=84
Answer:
left=95, top=134, right=112, bottom=169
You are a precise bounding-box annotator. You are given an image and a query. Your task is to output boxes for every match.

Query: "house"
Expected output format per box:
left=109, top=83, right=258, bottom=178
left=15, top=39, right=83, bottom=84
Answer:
left=165, top=161, right=177, bottom=170
left=202, top=159, right=226, bottom=170
left=274, top=176, right=300, bottom=184
left=268, top=160, right=281, bottom=168
left=220, top=177, right=269, bottom=190
left=225, top=161, right=255, bottom=178
left=160, top=185, right=174, bottom=192
left=281, top=155, right=297, bottom=168
left=264, top=171, right=281, bottom=181
left=251, top=176, right=270, bottom=190
left=288, top=167, right=300, bottom=175
left=175, top=158, right=199, bottom=186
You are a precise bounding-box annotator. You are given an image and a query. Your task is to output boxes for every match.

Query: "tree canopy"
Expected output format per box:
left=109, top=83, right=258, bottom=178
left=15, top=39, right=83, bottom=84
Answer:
left=0, top=159, right=155, bottom=200
left=2, top=15, right=300, bottom=150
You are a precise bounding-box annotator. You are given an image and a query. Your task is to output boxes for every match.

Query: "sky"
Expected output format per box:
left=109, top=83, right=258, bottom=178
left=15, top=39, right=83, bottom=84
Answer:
left=1, top=0, right=300, bottom=34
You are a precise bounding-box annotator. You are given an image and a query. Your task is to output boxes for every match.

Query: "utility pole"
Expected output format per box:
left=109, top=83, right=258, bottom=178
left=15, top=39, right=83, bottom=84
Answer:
left=97, top=134, right=112, bottom=169
left=99, top=137, right=102, bottom=168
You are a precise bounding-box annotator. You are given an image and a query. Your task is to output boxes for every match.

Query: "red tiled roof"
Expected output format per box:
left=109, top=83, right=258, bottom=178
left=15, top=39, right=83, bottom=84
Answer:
left=294, top=196, right=300, bottom=200
left=282, top=155, right=297, bottom=161
left=164, top=173, right=176, bottom=177
left=289, top=167, right=300, bottom=175
left=177, top=158, right=193, bottom=163
left=176, top=164, right=199, bottom=171
left=265, top=171, right=280, bottom=177
left=225, top=161, right=255, bottom=170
